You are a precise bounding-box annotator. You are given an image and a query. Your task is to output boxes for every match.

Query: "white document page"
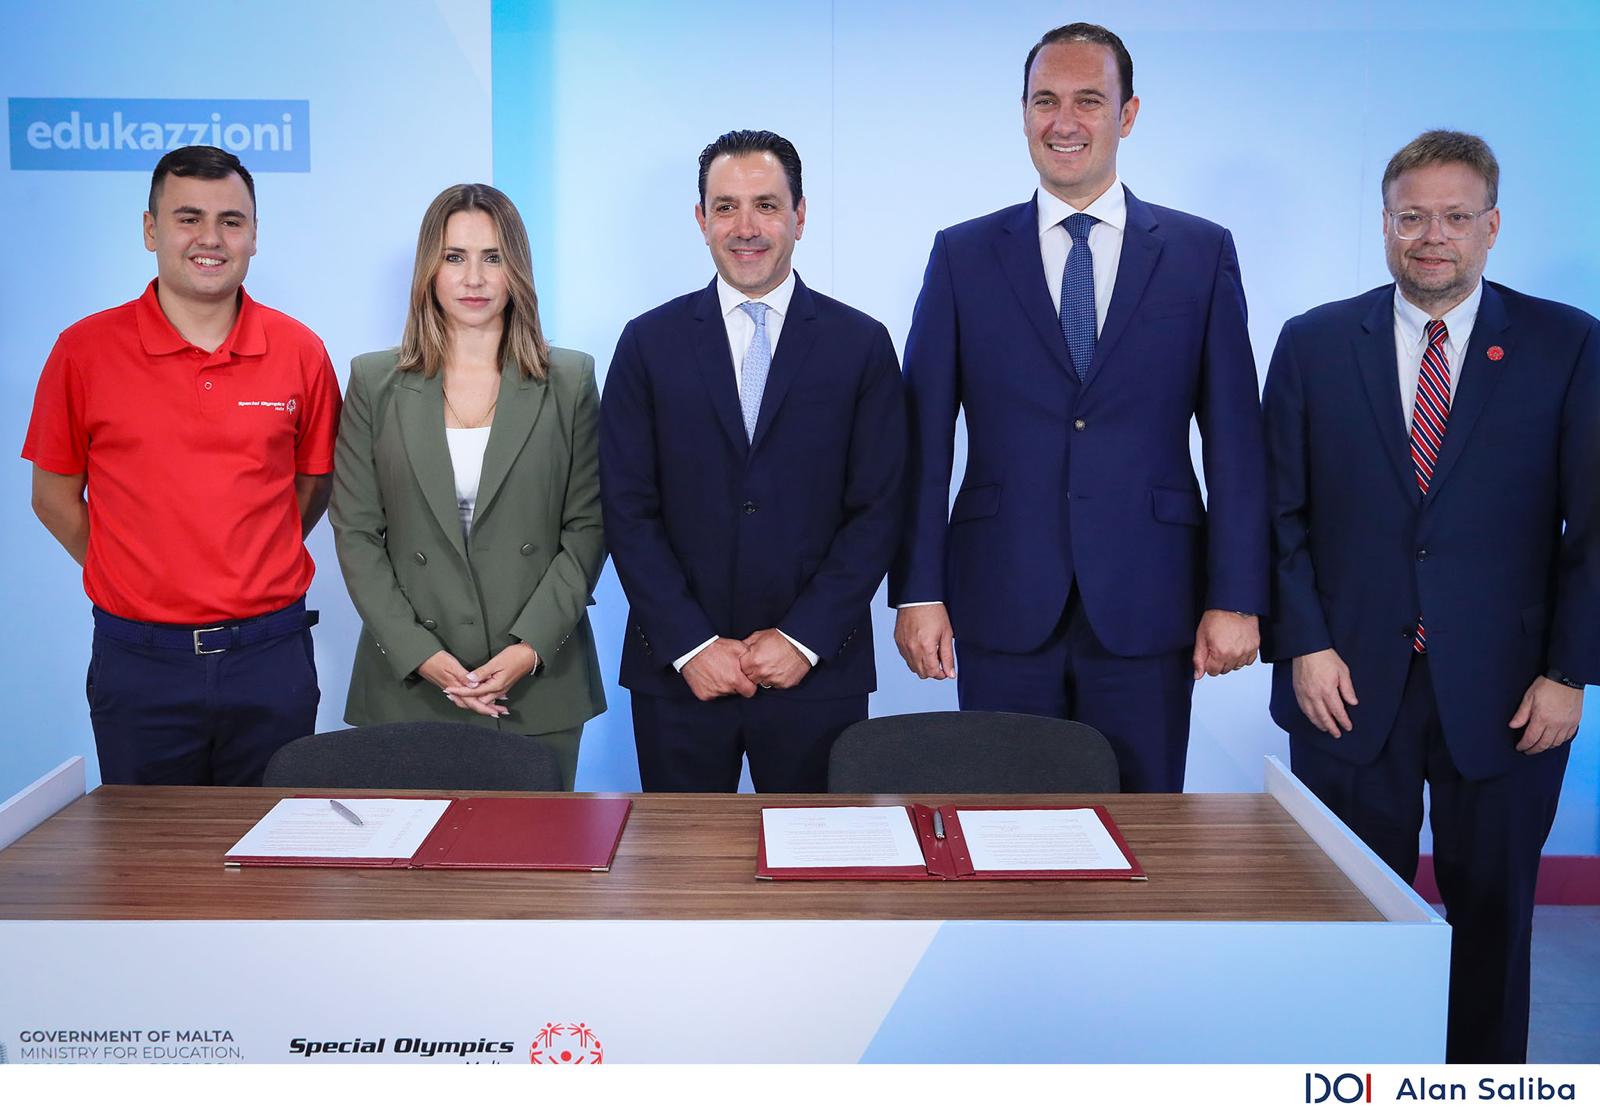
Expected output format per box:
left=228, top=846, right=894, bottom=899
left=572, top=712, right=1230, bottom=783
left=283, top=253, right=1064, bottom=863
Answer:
left=225, top=798, right=453, bottom=861
left=955, top=808, right=1131, bottom=872
left=762, top=806, right=926, bottom=869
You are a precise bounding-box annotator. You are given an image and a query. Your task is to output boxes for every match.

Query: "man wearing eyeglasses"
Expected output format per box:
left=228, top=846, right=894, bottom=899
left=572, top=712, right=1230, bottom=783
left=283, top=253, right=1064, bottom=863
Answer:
left=1262, top=130, right=1599, bottom=1063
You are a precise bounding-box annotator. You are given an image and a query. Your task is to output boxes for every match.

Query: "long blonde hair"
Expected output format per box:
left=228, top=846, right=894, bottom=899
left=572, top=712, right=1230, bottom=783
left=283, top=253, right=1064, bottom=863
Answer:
left=396, top=183, right=550, bottom=380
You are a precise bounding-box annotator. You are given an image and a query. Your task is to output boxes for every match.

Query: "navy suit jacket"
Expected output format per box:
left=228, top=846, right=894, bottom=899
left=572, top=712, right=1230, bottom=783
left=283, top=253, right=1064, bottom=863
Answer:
left=600, top=275, right=907, bottom=701
left=890, top=189, right=1268, bottom=656
left=1262, top=281, right=1600, bottom=779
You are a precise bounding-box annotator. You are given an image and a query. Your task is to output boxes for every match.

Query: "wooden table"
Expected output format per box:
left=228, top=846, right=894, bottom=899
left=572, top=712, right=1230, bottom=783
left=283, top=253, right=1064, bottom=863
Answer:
left=0, top=772, right=1447, bottom=1063
left=0, top=787, right=1377, bottom=922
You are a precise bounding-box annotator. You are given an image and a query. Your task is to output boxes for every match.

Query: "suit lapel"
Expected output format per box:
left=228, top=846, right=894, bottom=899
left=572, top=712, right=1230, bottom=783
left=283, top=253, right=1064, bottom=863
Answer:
left=395, top=370, right=470, bottom=561
left=996, top=197, right=1075, bottom=380
left=1083, top=188, right=1161, bottom=391
left=690, top=279, right=751, bottom=451
left=750, top=275, right=820, bottom=451
left=1426, top=283, right=1508, bottom=496
left=1354, top=287, right=1419, bottom=504
left=473, top=357, right=548, bottom=528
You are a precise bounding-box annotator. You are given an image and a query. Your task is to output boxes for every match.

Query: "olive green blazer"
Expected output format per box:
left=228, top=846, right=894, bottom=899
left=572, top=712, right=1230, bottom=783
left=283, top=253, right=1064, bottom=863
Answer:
left=331, top=346, right=606, bottom=734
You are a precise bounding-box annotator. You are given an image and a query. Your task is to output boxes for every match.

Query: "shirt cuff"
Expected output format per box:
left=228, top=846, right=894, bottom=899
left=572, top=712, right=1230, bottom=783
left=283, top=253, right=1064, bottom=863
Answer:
left=673, top=636, right=718, bottom=672
left=896, top=601, right=942, bottom=608
left=777, top=630, right=819, bottom=667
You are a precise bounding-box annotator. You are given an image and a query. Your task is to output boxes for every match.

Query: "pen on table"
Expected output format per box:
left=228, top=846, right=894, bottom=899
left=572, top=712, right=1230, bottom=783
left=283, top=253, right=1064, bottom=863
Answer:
left=329, top=799, right=365, bottom=827
left=933, top=810, right=946, bottom=840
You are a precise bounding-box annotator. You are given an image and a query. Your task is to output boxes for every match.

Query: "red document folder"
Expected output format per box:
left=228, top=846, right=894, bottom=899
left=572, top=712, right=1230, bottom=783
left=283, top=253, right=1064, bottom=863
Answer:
left=756, top=804, right=1145, bottom=881
left=225, top=796, right=632, bottom=871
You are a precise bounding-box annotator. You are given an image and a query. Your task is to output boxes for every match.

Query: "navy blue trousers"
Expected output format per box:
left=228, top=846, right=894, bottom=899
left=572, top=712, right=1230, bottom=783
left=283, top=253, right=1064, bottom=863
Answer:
left=1291, top=654, right=1568, bottom=1064
left=631, top=690, right=867, bottom=792
left=956, top=591, right=1195, bottom=792
left=88, top=601, right=320, bottom=786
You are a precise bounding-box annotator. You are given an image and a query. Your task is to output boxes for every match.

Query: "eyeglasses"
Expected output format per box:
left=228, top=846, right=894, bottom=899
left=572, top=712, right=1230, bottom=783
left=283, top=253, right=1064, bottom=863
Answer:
left=1386, top=208, right=1492, bottom=240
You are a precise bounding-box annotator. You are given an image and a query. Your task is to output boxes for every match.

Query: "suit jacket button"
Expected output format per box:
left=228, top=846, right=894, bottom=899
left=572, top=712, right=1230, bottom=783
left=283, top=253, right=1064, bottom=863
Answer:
left=520, top=543, right=536, bottom=555
left=422, top=619, right=438, bottom=630
left=414, top=551, right=427, bottom=565
left=1416, top=548, right=1430, bottom=561
left=1073, top=419, right=1087, bottom=431
left=1401, top=627, right=1416, bottom=638
left=743, top=501, right=758, bottom=514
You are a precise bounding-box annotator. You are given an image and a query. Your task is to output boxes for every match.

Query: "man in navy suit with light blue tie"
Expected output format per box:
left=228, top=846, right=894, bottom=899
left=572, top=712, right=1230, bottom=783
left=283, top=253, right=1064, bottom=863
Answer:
left=601, top=130, right=906, bottom=792
left=1263, top=131, right=1599, bottom=1062
left=891, top=23, right=1268, bottom=792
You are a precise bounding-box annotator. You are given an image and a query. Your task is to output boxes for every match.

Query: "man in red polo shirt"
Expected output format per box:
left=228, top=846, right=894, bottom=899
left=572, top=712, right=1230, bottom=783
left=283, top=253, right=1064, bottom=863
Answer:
left=23, top=145, right=342, bottom=786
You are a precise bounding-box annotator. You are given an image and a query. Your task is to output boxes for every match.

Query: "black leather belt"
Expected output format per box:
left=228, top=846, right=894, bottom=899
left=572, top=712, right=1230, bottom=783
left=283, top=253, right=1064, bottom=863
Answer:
left=92, top=600, right=317, bottom=655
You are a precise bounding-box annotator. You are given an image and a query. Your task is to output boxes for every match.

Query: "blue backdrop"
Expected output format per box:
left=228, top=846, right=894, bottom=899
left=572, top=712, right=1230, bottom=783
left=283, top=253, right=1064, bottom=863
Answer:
left=4, top=0, right=1595, bottom=857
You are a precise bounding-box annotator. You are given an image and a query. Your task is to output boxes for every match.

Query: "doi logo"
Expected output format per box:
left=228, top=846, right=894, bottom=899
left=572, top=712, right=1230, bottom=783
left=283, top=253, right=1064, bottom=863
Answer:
left=1306, top=1072, right=1371, bottom=1103
left=529, top=1022, right=602, bottom=1065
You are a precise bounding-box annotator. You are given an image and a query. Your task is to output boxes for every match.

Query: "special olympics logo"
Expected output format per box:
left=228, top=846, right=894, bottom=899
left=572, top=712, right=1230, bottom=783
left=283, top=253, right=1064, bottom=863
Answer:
left=286, top=398, right=298, bottom=414
left=529, top=1022, right=602, bottom=1065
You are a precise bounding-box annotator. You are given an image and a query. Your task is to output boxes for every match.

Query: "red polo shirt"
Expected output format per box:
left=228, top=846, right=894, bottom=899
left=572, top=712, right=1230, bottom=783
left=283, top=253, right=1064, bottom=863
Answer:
left=23, top=281, right=342, bottom=624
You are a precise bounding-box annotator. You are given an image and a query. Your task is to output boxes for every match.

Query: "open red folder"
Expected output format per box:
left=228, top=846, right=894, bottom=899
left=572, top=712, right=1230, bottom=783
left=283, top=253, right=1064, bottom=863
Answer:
left=756, top=804, right=1145, bottom=881
left=225, top=796, right=632, bottom=871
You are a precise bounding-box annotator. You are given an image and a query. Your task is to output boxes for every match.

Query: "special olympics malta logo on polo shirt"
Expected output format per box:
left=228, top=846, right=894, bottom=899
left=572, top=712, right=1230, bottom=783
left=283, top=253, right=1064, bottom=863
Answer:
left=8, top=98, right=310, bottom=172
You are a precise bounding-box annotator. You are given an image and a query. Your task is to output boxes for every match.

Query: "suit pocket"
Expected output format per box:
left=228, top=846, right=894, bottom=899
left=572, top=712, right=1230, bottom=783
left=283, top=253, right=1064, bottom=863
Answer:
left=1151, top=486, right=1204, bottom=526
left=950, top=482, right=1001, bottom=524
left=1138, top=297, right=1197, bottom=321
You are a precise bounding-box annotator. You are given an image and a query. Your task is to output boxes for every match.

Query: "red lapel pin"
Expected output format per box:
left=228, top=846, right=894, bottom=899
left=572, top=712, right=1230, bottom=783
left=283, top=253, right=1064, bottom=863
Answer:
left=1487, top=346, right=1505, bottom=361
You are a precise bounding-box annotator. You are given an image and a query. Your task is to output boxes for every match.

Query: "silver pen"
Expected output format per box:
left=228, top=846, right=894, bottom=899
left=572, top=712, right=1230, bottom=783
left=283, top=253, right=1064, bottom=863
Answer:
left=933, top=809, right=946, bottom=840
left=329, top=799, right=365, bottom=827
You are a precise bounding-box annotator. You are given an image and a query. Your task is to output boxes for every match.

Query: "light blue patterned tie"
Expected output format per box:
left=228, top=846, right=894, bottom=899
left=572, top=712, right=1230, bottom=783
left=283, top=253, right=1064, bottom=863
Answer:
left=738, top=301, right=771, bottom=441
left=1059, top=212, right=1099, bottom=382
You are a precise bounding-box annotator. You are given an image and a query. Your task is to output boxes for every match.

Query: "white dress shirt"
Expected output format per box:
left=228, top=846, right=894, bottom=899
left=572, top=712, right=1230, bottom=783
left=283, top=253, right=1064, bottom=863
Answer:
left=899, top=181, right=1129, bottom=610
left=717, top=269, right=794, bottom=386
left=674, top=269, right=817, bottom=673
left=1037, top=177, right=1127, bottom=339
left=1393, top=281, right=1481, bottom=426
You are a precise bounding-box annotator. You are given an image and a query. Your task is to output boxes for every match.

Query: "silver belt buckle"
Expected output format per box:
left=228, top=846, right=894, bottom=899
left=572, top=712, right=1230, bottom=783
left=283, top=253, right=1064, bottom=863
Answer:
left=193, top=626, right=226, bottom=655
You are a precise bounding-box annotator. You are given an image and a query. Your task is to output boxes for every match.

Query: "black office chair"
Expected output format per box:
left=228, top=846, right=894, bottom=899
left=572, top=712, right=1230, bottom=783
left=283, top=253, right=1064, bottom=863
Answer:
left=262, top=721, right=562, bottom=791
left=827, top=710, right=1120, bottom=794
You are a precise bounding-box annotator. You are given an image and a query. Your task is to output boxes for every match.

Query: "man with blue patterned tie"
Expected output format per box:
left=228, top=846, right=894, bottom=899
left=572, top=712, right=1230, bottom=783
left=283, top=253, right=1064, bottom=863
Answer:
left=891, top=23, right=1269, bottom=792
left=1264, top=130, right=1600, bottom=1062
left=600, top=130, right=907, bottom=791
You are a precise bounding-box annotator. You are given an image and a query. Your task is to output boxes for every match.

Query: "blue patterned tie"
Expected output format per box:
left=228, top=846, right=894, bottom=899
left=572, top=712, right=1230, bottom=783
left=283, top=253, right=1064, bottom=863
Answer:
left=738, top=301, right=771, bottom=441
left=1059, top=212, right=1099, bottom=382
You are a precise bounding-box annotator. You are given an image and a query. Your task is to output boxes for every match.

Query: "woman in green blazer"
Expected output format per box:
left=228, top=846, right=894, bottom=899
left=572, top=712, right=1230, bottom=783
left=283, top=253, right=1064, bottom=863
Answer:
left=331, top=184, right=605, bottom=788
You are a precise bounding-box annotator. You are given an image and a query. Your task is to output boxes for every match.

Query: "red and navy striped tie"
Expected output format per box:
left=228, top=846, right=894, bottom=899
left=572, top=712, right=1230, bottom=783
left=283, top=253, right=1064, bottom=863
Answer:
left=1409, top=319, right=1450, bottom=652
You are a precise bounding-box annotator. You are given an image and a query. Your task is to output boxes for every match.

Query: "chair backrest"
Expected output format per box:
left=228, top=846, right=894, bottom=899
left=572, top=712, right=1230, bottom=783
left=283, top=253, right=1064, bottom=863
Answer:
left=827, top=711, right=1120, bottom=794
left=262, top=722, right=562, bottom=791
